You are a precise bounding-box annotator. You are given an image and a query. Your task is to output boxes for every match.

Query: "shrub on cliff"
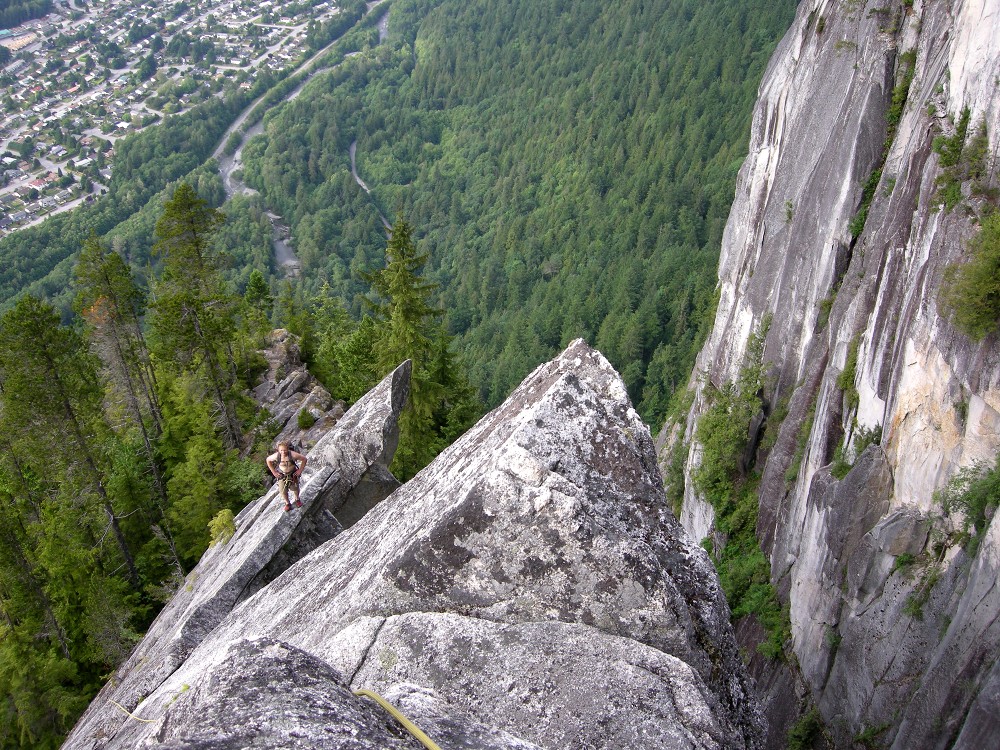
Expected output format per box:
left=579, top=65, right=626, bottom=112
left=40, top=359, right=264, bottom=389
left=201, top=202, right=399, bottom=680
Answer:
left=693, top=317, right=789, bottom=659
left=936, top=455, right=1000, bottom=556
left=941, top=212, right=1000, bottom=340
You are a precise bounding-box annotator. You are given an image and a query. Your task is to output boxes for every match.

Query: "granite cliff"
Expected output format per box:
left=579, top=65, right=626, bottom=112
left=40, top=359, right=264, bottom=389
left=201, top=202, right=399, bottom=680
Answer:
left=663, top=0, right=1000, bottom=747
left=64, top=340, right=760, bottom=749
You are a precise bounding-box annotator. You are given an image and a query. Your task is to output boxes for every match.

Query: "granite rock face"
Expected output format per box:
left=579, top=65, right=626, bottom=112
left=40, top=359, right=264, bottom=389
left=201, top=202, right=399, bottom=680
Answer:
left=150, top=638, right=427, bottom=750
left=338, top=613, right=736, bottom=749
left=74, top=340, right=761, bottom=750
left=62, top=359, right=411, bottom=750
left=664, top=0, right=1000, bottom=747
left=252, top=328, right=347, bottom=450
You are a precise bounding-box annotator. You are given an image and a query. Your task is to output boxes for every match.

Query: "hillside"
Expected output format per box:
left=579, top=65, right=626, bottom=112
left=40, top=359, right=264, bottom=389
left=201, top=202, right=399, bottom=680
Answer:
left=238, top=0, right=798, bottom=421
left=1, top=0, right=797, bottom=425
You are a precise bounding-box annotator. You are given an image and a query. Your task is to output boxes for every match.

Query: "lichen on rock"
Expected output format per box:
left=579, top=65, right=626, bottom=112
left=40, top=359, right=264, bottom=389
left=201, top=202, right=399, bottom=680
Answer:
left=70, top=340, right=761, bottom=750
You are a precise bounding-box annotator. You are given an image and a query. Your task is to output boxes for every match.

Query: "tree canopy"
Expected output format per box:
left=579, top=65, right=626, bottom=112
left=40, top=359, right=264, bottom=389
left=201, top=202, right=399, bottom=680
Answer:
left=239, top=0, right=797, bottom=422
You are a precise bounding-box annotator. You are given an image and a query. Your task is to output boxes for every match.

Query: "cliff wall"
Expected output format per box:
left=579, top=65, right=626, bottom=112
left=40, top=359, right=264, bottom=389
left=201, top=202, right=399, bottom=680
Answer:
left=666, top=0, right=1000, bottom=746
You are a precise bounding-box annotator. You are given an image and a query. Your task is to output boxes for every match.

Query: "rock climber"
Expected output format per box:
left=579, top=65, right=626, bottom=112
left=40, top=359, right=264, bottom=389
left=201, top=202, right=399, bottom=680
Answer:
left=266, top=440, right=308, bottom=512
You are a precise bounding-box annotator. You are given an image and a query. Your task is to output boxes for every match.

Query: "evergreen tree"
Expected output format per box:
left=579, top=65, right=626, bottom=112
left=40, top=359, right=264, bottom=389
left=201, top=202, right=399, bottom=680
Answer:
left=242, top=268, right=274, bottom=344
left=74, top=237, right=182, bottom=573
left=230, top=269, right=273, bottom=388
left=364, top=218, right=480, bottom=478
left=272, top=279, right=314, bottom=357
left=154, top=368, right=262, bottom=567
left=0, top=297, right=149, bottom=748
left=75, top=235, right=162, bottom=433
left=149, top=183, right=242, bottom=448
left=427, top=329, right=481, bottom=446
left=156, top=372, right=231, bottom=565
left=366, top=218, right=441, bottom=376
left=310, top=281, right=358, bottom=391
left=329, top=315, right=381, bottom=404
left=0, top=296, right=141, bottom=590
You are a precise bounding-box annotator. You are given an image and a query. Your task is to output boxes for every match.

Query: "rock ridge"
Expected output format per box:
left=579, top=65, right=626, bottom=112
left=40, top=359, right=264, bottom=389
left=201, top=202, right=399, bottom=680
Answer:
left=71, top=339, right=761, bottom=750
left=62, top=357, right=411, bottom=749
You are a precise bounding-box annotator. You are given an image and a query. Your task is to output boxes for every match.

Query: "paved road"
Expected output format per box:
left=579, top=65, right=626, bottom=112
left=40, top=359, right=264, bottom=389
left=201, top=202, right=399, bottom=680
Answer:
left=214, top=0, right=391, bottom=276
left=349, top=140, right=391, bottom=232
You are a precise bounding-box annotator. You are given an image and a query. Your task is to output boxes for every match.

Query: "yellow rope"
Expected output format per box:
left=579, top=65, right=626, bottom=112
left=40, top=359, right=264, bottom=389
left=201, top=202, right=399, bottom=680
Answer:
left=109, top=699, right=158, bottom=724
left=109, top=686, right=439, bottom=744
left=353, top=689, right=442, bottom=750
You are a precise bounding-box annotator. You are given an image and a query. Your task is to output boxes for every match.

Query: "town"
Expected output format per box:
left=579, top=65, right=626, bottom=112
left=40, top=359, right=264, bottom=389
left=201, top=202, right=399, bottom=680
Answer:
left=0, top=0, right=345, bottom=237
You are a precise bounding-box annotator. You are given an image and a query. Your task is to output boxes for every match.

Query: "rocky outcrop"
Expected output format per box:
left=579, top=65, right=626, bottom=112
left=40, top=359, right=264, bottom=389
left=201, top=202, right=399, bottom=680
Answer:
left=250, top=328, right=403, bottom=532
left=62, top=359, right=411, bottom=750
left=253, top=328, right=346, bottom=449
left=148, top=638, right=429, bottom=750
left=71, top=340, right=761, bottom=749
left=665, top=0, right=1000, bottom=747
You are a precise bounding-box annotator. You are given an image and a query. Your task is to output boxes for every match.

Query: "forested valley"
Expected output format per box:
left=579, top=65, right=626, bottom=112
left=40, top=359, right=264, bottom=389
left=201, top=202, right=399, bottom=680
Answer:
left=0, top=0, right=797, bottom=746
left=240, top=0, right=797, bottom=419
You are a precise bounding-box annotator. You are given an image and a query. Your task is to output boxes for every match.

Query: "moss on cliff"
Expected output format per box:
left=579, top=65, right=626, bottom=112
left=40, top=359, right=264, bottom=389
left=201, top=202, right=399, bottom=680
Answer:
left=941, top=212, right=1000, bottom=340
left=694, top=318, right=790, bottom=660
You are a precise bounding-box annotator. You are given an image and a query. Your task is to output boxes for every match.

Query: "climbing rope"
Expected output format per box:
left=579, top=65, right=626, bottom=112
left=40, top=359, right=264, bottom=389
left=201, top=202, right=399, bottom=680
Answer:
left=353, top=689, right=442, bottom=750
left=109, top=699, right=158, bottom=724
left=107, top=684, right=440, bottom=744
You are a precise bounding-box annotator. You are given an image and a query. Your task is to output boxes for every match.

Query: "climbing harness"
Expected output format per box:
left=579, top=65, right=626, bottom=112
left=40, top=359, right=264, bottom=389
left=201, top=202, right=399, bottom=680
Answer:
left=353, top=689, right=442, bottom=750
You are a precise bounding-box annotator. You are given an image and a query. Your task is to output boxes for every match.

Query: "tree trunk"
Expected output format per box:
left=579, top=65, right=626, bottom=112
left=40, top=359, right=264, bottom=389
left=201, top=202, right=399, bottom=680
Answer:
left=106, top=322, right=182, bottom=571
left=47, top=354, right=142, bottom=591
left=190, top=309, right=242, bottom=449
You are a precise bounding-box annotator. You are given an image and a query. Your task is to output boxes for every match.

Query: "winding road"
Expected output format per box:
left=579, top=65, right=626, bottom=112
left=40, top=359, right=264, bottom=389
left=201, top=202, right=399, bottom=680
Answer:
left=350, top=140, right=392, bottom=232
left=214, top=0, right=391, bottom=276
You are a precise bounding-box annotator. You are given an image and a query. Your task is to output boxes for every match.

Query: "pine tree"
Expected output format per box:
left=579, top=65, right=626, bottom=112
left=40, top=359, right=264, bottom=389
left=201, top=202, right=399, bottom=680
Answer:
left=149, top=183, right=242, bottom=448
left=310, top=281, right=359, bottom=393
left=155, top=371, right=259, bottom=566
left=331, top=316, right=381, bottom=403
left=366, top=218, right=440, bottom=376
left=364, top=218, right=480, bottom=478
left=242, top=268, right=274, bottom=344
left=230, top=268, right=275, bottom=387
left=427, top=329, right=481, bottom=446
left=273, top=279, right=314, bottom=359
left=0, top=296, right=141, bottom=591
left=75, top=235, right=161, bottom=433
left=74, top=237, right=182, bottom=573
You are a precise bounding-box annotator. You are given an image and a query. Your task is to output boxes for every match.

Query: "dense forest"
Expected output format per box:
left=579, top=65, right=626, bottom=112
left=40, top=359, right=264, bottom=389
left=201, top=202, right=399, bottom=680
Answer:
left=0, top=0, right=800, bottom=745
left=0, top=186, right=269, bottom=749
left=0, top=0, right=50, bottom=30
left=240, top=0, right=798, bottom=421
left=1, top=0, right=796, bottom=422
